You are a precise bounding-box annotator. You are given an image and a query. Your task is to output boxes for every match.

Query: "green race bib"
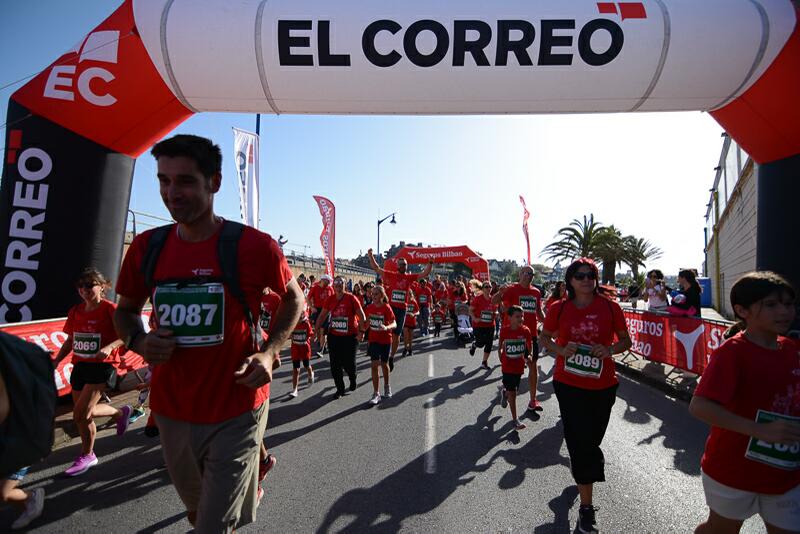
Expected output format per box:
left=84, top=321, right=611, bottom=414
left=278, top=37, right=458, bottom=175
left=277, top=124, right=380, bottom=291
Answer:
left=504, top=338, right=527, bottom=359
left=391, top=289, right=406, bottom=304
left=746, top=410, right=800, bottom=470
left=369, top=314, right=384, bottom=330
left=154, top=283, right=225, bottom=347
left=519, top=295, right=537, bottom=313
left=73, top=332, right=101, bottom=358
left=419, top=295, right=428, bottom=304
left=480, top=310, right=494, bottom=323
left=564, top=344, right=603, bottom=378
left=434, top=315, right=443, bottom=324
left=260, top=312, right=272, bottom=331
left=292, top=330, right=308, bottom=345
left=330, top=316, right=349, bottom=334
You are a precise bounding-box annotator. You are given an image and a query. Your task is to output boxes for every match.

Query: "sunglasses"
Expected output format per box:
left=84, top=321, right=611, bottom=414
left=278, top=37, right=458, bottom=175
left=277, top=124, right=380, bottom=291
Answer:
left=572, top=272, right=597, bottom=281
left=76, top=281, right=99, bottom=289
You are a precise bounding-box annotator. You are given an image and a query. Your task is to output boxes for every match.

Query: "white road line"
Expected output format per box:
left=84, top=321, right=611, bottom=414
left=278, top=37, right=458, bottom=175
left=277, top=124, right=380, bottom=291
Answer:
left=424, top=397, right=437, bottom=474
left=428, top=352, right=434, bottom=378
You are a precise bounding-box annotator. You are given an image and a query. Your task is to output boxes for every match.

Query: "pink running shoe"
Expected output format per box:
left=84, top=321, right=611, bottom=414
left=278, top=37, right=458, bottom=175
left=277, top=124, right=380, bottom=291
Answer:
left=116, top=405, right=132, bottom=436
left=65, top=453, right=98, bottom=476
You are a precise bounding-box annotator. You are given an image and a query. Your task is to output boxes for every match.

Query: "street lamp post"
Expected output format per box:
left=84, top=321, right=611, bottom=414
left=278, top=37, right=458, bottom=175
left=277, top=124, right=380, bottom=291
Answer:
left=376, top=212, right=397, bottom=263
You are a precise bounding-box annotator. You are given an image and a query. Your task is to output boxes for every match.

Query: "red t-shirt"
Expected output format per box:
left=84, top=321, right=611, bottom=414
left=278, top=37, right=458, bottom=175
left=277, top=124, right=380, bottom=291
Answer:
left=502, top=284, right=543, bottom=332
left=416, top=286, right=433, bottom=307
left=471, top=294, right=496, bottom=328
left=434, top=287, right=448, bottom=306
left=405, top=299, right=418, bottom=328
left=543, top=297, right=626, bottom=390
left=290, top=320, right=313, bottom=361
left=694, top=333, right=800, bottom=494
left=365, top=303, right=395, bottom=344
left=63, top=299, right=120, bottom=364
left=544, top=295, right=563, bottom=313
left=432, top=310, right=445, bottom=325
left=499, top=325, right=532, bottom=375
left=116, top=224, right=293, bottom=424
left=259, top=292, right=282, bottom=337
left=383, top=270, right=418, bottom=310
left=447, top=287, right=457, bottom=311
left=308, top=284, right=334, bottom=310
left=323, top=293, right=363, bottom=337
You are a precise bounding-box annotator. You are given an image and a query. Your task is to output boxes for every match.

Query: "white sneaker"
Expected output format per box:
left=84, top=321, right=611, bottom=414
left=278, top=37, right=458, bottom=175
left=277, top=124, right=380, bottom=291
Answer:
left=289, top=390, right=298, bottom=398
left=308, top=371, right=315, bottom=385
left=383, top=386, right=392, bottom=398
left=369, top=393, right=381, bottom=405
left=12, top=487, right=44, bottom=530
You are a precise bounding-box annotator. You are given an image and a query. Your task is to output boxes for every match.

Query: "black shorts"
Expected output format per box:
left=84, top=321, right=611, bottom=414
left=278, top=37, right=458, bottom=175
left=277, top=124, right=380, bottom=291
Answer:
left=502, top=372, right=523, bottom=392
left=70, top=361, right=117, bottom=391
left=292, top=359, right=310, bottom=369
left=367, top=342, right=391, bottom=362
left=474, top=327, right=494, bottom=350
left=391, top=306, right=406, bottom=335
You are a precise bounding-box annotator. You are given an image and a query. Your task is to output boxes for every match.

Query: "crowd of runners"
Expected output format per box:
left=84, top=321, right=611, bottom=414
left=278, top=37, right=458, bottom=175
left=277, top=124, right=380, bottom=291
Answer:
left=1, top=134, right=798, bottom=533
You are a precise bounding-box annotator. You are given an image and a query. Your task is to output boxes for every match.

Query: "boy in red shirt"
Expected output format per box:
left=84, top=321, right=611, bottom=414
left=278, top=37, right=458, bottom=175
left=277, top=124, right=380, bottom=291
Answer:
left=498, top=305, right=533, bottom=431
left=690, top=271, right=800, bottom=533
left=289, top=315, right=315, bottom=398
left=431, top=304, right=445, bottom=338
left=402, top=295, right=419, bottom=357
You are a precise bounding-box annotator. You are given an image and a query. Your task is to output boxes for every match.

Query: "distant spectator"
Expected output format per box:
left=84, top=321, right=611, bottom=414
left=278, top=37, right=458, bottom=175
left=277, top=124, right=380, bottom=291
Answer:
left=643, top=270, right=669, bottom=312
left=277, top=235, right=288, bottom=249
left=668, top=269, right=702, bottom=317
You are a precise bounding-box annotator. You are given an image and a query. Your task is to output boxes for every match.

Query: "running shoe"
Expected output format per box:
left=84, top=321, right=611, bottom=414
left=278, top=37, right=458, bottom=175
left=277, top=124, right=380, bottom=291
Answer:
left=308, top=370, right=316, bottom=385
left=289, top=390, right=298, bottom=398
left=388, top=356, right=395, bottom=372
left=349, top=380, right=357, bottom=392
left=401, top=348, right=408, bottom=357
left=11, top=487, right=45, bottom=530
left=383, top=386, right=392, bottom=398
left=480, top=362, right=491, bottom=371
left=116, top=405, right=132, bottom=435
left=514, top=419, right=527, bottom=431
left=369, top=393, right=381, bottom=405
left=577, top=505, right=599, bottom=533
left=469, top=343, right=476, bottom=356
left=499, top=386, right=508, bottom=408
left=258, top=454, right=276, bottom=482
left=407, top=349, right=413, bottom=356
left=65, top=453, right=98, bottom=476
left=528, top=399, right=543, bottom=412
left=129, top=406, right=146, bottom=424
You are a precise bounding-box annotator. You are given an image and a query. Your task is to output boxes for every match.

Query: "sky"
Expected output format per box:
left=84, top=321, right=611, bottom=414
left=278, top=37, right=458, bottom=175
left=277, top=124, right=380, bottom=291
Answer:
left=0, top=1, right=725, bottom=275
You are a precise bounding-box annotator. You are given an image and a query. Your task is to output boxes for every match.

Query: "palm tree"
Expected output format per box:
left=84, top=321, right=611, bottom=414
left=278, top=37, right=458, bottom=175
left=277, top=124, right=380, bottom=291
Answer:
left=594, top=225, right=625, bottom=284
left=542, top=214, right=605, bottom=264
left=622, top=236, right=663, bottom=278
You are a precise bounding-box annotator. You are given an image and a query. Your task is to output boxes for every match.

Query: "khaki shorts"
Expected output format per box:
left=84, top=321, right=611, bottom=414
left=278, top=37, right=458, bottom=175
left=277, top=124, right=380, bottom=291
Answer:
left=702, top=471, right=800, bottom=531
left=155, top=401, right=269, bottom=533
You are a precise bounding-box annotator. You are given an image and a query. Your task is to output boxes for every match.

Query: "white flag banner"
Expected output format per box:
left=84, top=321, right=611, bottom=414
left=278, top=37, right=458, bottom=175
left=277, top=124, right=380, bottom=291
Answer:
left=232, top=127, right=259, bottom=228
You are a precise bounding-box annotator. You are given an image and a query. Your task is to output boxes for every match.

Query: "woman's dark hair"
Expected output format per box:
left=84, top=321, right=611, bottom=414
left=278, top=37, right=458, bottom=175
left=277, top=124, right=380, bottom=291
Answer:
left=550, top=281, right=565, bottom=299
left=678, top=269, right=701, bottom=293
left=564, top=258, right=600, bottom=300
left=75, top=268, right=111, bottom=294
left=151, top=134, right=223, bottom=180
left=730, top=271, right=796, bottom=326
left=647, top=269, right=664, bottom=280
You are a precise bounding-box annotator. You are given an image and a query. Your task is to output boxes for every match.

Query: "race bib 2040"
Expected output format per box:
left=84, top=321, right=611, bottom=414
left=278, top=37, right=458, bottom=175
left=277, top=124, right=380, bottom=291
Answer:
left=153, top=283, right=225, bottom=347
left=746, top=410, right=800, bottom=470
left=564, top=344, right=603, bottom=378
left=519, top=295, right=537, bottom=313
left=73, top=332, right=101, bottom=358
left=504, top=338, right=527, bottom=359
left=391, top=289, right=406, bottom=304
left=330, top=316, right=349, bottom=334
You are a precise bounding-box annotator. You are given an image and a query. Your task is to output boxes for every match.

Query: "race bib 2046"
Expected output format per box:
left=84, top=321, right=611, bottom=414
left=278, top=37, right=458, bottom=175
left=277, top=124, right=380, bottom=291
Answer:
left=73, top=332, right=101, bottom=358
left=153, top=283, right=225, bottom=347
left=746, top=410, right=800, bottom=470
left=564, top=343, right=603, bottom=378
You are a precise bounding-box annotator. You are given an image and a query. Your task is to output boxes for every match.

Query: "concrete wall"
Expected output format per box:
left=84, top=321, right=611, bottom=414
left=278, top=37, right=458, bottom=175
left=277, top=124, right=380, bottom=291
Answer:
left=706, top=163, right=758, bottom=318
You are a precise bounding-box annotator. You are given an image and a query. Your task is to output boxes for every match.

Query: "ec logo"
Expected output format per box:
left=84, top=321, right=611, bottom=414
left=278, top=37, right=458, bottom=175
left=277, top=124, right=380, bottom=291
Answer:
left=43, top=30, right=119, bottom=107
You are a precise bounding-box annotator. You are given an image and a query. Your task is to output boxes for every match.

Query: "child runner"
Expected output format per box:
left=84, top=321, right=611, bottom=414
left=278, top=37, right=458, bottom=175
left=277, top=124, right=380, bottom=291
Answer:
left=403, top=294, right=419, bottom=357
left=498, top=306, right=532, bottom=430
left=432, top=304, right=445, bottom=338
left=363, top=286, right=397, bottom=404
left=470, top=281, right=497, bottom=370
left=690, top=271, right=800, bottom=534
left=289, top=315, right=315, bottom=398
left=539, top=258, right=632, bottom=534
left=52, top=268, right=131, bottom=477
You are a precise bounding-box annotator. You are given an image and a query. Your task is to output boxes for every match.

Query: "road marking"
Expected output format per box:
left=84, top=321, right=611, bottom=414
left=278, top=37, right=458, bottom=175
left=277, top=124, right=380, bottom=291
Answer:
left=428, top=352, right=434, bottom=378
left=424, top=397, right=436, bottom=474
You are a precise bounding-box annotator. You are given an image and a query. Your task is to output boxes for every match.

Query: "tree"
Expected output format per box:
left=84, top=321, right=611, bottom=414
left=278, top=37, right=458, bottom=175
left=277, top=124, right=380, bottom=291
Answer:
left=622, top=236, right=663, bottom=278
left=594, top=225, right=625, bottom=284
left=542, top=214, right=605, bottom=264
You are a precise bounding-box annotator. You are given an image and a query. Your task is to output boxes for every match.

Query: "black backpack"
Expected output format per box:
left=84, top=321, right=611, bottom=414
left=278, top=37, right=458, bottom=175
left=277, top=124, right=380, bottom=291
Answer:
left=141, top=221, right=263, bottom=351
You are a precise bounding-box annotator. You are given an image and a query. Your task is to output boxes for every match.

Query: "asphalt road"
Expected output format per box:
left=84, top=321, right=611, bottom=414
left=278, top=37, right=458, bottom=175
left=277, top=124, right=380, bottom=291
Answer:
left=3, top=334, right=767, bottom=533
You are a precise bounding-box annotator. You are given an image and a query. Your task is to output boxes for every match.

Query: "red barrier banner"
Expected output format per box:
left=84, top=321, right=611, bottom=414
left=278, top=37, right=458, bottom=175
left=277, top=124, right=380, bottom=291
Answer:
left=623, top=310, right=730, bottom=375
left=0, top=312, right=151, bottom=396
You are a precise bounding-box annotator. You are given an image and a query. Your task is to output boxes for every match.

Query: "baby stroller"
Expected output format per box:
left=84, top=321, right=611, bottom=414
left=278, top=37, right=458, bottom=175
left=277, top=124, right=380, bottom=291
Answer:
left=454, top=303, right=475, bottom=347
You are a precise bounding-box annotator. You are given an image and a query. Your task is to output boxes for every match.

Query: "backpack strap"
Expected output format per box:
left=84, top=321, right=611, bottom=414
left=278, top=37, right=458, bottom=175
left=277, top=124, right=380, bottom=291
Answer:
left=218, top=221, right=264, bottom=351
left=141, top=224, right=174, bottom=289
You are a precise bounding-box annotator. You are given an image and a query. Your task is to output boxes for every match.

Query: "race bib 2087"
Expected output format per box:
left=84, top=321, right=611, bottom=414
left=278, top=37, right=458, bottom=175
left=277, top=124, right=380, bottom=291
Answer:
left=153, top=283, right=225, bottom=347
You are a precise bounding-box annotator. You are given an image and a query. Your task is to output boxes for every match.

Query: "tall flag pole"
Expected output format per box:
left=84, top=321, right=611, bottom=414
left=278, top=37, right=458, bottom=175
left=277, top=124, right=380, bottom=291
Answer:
left=519, top=195, right=531, bottom=265
left=313, top=196, right=336, bottom=277
left=232, top=127, right=260, bottom=228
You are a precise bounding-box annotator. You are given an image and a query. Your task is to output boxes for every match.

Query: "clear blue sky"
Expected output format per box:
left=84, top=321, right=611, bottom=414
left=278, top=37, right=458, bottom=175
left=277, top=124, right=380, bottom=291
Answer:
left=1, top=1, right=725, bottom=275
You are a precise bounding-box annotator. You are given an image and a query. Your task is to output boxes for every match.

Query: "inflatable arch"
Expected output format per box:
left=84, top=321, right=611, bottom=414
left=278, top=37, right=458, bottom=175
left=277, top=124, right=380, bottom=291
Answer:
left=1, top=0, right=799, bottom=321
left=391, top=246, right=491, bottom=282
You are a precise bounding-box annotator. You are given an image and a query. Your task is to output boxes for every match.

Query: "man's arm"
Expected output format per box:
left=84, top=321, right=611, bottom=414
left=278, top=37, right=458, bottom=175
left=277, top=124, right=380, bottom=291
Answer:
left=367, top=249, right=385, bottom=277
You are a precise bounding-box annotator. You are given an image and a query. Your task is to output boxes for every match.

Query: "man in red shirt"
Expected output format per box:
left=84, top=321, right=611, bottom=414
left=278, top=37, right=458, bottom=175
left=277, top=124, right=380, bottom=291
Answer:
left=367, top=249, right=433, bottom=363
left=113, top=135, right=304, bottom=532
left=492, top=265, right=545, bottom=412
left=307, top=274, right=335, bottom=356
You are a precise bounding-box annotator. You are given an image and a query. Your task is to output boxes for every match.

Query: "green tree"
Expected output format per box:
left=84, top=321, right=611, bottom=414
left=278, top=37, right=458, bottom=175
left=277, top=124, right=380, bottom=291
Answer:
left=622, top=236, right=663, bottom=278
left=542, top=214, right=605, bottom=264
left=594, top=225, right=625, bottom=284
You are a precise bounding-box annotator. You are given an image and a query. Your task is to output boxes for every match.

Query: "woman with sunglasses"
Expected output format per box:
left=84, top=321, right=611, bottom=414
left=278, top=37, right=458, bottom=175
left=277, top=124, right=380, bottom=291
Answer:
left=315, top=276, right=366, bottom=398
left=53, top=269, right=132, bottom=477
left=539, top=258, right=632, bottom=534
